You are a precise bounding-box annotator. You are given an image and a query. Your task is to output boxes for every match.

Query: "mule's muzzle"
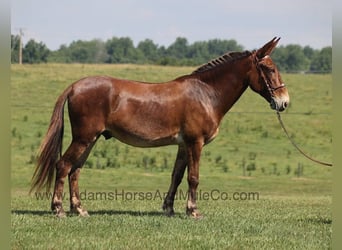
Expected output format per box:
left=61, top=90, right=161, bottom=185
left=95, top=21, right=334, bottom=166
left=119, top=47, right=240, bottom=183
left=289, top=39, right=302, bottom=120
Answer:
left=270, top=97, right=289, bottom=112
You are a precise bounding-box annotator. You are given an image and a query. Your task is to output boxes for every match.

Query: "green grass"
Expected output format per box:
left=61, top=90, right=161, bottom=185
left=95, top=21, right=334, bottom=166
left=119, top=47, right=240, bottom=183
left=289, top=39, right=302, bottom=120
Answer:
left=11, top=64, right=332, bottom=249
left=12, top=192, right=331, bottom=249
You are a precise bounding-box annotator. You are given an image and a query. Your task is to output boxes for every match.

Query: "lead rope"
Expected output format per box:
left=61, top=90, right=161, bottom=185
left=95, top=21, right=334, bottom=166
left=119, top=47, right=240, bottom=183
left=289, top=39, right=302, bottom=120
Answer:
left=276, top=111, right=332, bottom=167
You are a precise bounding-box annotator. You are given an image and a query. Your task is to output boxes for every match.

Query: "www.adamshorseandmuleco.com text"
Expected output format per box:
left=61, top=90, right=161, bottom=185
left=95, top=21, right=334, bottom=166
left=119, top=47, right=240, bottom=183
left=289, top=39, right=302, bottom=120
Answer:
left=34, top=189, right=260, bottom=202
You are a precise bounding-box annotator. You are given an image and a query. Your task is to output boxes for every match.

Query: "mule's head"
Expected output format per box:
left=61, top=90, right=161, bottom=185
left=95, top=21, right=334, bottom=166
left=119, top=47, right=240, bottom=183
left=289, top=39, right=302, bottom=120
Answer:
left=248, top=37, right=289, bottom=112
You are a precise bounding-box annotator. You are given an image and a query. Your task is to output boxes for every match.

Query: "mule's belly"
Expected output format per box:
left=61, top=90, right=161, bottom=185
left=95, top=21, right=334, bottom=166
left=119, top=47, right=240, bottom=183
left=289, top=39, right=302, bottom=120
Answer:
left=106, top=91, right=184, bottom=147
left=106, top=126, right=181, bottom=147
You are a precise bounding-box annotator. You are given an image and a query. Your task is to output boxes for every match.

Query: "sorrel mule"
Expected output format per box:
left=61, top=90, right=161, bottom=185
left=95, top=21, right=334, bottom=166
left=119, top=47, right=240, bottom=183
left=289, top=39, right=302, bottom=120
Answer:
left=31, top=37, right=289, bottom=218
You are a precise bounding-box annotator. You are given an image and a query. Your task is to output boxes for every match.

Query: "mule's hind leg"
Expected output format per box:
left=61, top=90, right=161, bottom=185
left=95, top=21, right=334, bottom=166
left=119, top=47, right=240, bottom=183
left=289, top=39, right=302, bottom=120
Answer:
left=51, top=139, right=96, bottom=217
left=68, top=139, right=98, bottom=216
left=68, top=168, right=88, bottom=216
left=51, top=158, right=71, bottom=217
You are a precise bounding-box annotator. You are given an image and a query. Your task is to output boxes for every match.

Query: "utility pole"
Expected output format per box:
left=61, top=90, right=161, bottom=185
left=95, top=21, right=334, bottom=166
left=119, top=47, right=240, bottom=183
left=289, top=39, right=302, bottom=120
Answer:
left=19, top=28, right=24, bottom=65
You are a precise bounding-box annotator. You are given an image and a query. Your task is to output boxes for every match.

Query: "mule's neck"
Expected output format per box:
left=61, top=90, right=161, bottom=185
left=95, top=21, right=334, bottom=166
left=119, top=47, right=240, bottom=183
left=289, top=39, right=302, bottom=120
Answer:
left=192, top=54, right=253, bottom=120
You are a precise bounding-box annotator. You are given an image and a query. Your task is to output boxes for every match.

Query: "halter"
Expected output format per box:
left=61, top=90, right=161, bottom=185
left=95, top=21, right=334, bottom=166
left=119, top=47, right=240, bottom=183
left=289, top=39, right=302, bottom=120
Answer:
left=253, top=54, right=286, bottom=98
left=253, top=54, right=332, bottom=167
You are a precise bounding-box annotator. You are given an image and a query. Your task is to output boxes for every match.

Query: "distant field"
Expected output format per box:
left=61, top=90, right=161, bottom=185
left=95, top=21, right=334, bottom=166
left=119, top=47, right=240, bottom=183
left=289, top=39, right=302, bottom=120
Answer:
left=11, top=64, right=332, bottom=249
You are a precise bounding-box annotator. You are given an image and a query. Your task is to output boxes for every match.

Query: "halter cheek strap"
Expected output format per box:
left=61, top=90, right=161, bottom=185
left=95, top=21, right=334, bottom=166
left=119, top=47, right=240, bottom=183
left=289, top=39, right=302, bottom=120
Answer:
left=253, top=55, right=286, bottom=97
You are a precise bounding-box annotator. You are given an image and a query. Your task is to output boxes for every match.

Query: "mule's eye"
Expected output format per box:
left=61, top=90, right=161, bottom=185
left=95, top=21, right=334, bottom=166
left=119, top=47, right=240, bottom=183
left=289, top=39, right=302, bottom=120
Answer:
left=265, top=66, right=275, bottom=73
left=261, top=64, right=275, bottom=73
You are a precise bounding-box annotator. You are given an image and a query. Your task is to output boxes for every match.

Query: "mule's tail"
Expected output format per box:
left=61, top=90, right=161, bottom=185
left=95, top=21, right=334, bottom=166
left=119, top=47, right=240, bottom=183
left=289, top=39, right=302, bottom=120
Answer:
left=30, top=86, right=72, bottom=193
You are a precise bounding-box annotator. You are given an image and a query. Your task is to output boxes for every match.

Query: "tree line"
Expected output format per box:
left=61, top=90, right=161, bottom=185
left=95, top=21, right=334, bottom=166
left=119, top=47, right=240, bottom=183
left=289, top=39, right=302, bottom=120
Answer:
left=11, top=35, right=331, bottom=73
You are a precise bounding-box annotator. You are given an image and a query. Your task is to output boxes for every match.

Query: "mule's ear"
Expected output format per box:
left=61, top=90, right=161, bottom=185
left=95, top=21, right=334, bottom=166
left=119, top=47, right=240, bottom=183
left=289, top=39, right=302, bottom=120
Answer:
left=256, top=37, right=280, bottom=59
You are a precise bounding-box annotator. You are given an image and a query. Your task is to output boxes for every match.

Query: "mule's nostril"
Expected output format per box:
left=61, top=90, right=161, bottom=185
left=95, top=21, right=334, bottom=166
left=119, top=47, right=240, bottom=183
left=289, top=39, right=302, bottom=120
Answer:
left=283, top=102, right=288, bottom=108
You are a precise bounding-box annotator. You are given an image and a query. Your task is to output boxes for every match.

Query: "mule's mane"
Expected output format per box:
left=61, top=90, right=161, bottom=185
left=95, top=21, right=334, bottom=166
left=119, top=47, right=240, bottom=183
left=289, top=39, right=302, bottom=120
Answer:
left=191, top=50, right=252, bottom=74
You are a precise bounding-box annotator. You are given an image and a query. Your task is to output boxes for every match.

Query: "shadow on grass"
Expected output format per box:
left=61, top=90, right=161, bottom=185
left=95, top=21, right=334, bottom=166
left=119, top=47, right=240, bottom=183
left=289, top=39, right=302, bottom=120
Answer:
left=90, top=210, right=168, bottom=217
left=11, top=209, right=183, bottom=218
left=11, top=210, right=52, bottom=216
left=299, top=217, right=332, bottom=225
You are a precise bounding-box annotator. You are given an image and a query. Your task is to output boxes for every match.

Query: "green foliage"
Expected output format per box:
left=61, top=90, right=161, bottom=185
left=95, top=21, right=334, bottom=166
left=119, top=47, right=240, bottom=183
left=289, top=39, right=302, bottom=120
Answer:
left=167, top=37, right=189, bottom=59
left=11, top=35, right=331, bottom=72
left=23, top=39, right=50, bottom=64
left=310, top=47, right=332, bottom=73
left=137, top=39, right=159, bottom=63
left=105, top=37, right=139, bottom=63
left=11, top=34, right=20, bottom=63
left=11, top=35, right=50, bottom=64
left=272, top=44, right=331, bottom=73
left=67, top=39, right=108, bottom=63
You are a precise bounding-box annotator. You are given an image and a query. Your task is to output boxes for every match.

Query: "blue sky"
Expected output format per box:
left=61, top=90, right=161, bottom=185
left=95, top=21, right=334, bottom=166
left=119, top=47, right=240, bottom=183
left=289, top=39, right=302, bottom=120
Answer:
left=11, top=0, right=331, bottom=51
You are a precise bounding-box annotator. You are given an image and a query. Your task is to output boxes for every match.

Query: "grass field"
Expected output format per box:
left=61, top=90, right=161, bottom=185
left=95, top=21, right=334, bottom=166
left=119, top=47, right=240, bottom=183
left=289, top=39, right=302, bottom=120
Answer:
left=11, top=64, right=332, bottom=249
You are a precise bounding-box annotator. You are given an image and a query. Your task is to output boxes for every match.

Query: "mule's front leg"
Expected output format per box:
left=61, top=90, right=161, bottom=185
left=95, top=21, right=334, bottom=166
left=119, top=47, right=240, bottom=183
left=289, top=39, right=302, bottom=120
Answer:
left=163, top=145, right=187, bottom=216
left=69, top=168, right=89, bottom=217
left=185, top=141, right=203, bottom=219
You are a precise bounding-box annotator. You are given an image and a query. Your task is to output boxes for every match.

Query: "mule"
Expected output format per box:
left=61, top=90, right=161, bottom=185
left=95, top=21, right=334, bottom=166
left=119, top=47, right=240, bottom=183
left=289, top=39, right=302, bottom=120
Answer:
left=31, top=37, right=289, bottom=218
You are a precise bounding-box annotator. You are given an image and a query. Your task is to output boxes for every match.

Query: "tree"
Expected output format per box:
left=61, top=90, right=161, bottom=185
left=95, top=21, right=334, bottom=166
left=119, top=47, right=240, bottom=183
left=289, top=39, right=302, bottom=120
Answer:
left=273, top=45, right=309, bottom=72
left=166, top=37, right=189, bottom=59
left=303, top=45, right=316, bottom=60
left=105, top=37, right=138, bottom=63
left=11, top=34, right=20, bottom=63
left=66, top=39, right=108, bottom=63
left=23, top=39, right=50, bottom=64
left=91, top=39, right=108, bottom=63
left=207, top=39, right=243, bottom=56
left=137, top=39, right=159, bottom=63
left=69, top=40, right=89, bottom=63
left=48, top=44, right=72, bottom=63
left=272, top=46, right=288, bottom=71
left=49, top=39, right=108, bottom=63
left=310, top=47, right=332, bottom=73
left=187, top=41, right=210, bottom=65
left=284, top=45, right=309, bottom=72
left=12, top=33, right=330, bottom=72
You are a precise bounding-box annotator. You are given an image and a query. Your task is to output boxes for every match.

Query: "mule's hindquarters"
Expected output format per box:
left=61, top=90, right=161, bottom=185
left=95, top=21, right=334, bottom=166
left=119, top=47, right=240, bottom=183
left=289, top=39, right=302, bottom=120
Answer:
left=51, top=77, right=114, bottom=217
left=32, top=77, right=113, bottom=217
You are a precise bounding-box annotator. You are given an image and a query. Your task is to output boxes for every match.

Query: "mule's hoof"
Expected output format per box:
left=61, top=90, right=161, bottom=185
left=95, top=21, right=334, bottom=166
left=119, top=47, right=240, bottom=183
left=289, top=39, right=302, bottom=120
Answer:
left=56, top=212, right=66, bottom=218
left=79, top=210, right=89, bottom=217
left=186, top=208, right=203, bottom=219
left=71, top=206, right=90, bottom=217
left=52, top=206, right=66, bottom=218
left=191, top=211, right=203, bottom=219
left=54, top=210, right=66, bottom=218
left=162, top=203, right=175, bottom=217
left=163, top=208, right=175, bottom=217
left=75, top=209, right=89, bottom=217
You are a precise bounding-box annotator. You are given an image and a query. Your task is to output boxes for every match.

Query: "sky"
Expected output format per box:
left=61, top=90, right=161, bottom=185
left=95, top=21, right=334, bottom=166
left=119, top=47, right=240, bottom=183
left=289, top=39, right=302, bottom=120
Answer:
left=11, top=0, right=331, bottom=51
